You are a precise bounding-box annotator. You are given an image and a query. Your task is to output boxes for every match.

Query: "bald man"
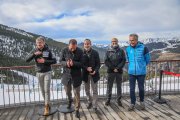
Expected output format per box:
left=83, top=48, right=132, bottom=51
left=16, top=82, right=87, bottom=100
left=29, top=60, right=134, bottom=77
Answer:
left=104, top=38, right=126, bottom=106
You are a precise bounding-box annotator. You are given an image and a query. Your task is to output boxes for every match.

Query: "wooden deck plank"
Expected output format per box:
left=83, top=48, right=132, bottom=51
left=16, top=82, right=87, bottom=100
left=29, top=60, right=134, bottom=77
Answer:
left=144, top=105, right=165, bottom=120
left=146, top=98, right=175, bottom=120
left=52, top=104, right=60, bottom=120
left=161, top=105, right=180, bottom=119
left=89, top=108, right=101, bottom=120
left=79, top=105, right=87, bottom=120
left=46, top=113, right=54, bottom=120
left=145, top=100, right=169, bottom=120
left=0, top=108, right=5, bottom=117
left=1, top=108, right=16, bottom=120
left=52, top=111, right=59, bottom=120
left=163, top=95, right=180, bottom=113
left=160, top=96, right=180, bottom=120
left=59, top=112, right=65, bottom=120
left=101, top=101, right=122, bottom=120
left=38, top=116, right=46, bottom=120
left=0, top=95, right=180, bottom=120
left=113, top=100, right=136, bottom=120
left=83, top=101, right=101, bottom=120
left=81, top=102, right=93, bottom=120
left=109, top=101, right=130, bottom=120
left=11, top=106, right=25, bottom=120
left=97, top=101, right=116, bottom=120
left=70, top=113, right=76, bottom=120
left=125, top=99, right=160, bottom=120
left=0, top=108, right=10, bottom=120
left=19, top=106, right=31, bottom=120
left=99, top=101, right=121, bottom=120
left=63, top=113, right=68, bottom=120
left=93, top=102, right=108, bottom=120
left=126, top=100, right=159, bottom=120
left=123, top=99, right=154, bottom=120
left=65, top=112, right=73, bottom=120
left=147, top=96, right=180, bottom=120
left=122, top=99, right=145, bottom=120
left=25, top=106, right=35, bottom=120
left=143, top=99, right=165, bottom=120
left=31, top=105, right=41, bottom=120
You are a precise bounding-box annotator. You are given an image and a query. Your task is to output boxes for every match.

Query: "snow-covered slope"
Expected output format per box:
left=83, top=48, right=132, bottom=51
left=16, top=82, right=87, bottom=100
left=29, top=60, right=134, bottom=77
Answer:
left=0, top=24, right=67, bottom=65
left=143, top=37, right=180, bottom=54
left=0, top=25, right=33, bottom=38
left=94, top=37, right=179, bottom=54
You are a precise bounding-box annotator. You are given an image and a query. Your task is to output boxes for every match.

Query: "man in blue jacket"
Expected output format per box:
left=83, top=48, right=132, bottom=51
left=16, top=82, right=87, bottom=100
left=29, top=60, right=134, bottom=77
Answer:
left=126, top=34, right=150, bottom=111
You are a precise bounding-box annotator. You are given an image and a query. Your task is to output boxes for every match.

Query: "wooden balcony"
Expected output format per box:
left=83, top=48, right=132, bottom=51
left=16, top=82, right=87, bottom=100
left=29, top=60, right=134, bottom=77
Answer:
left=0, top=95, right=180, bottom=120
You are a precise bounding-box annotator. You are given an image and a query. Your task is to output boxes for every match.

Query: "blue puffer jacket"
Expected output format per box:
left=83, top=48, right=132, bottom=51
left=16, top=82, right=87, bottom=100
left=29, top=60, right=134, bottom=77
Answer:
left=126, top=42, right=151, bottom=75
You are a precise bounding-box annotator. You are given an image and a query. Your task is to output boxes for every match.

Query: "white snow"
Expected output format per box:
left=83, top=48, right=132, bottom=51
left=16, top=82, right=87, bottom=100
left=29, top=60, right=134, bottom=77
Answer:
left=0, top=25, right=33, bottom=38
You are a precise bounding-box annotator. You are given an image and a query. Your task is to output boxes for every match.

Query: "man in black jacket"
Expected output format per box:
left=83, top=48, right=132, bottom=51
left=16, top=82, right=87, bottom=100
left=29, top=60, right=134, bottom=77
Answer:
left=60, top=39, right=83, bottom=118
left=82, top=39, right=100, bottom=112
left=104, top=38, right=126, bottom=106
left=26, top=36, right=56, bottom=116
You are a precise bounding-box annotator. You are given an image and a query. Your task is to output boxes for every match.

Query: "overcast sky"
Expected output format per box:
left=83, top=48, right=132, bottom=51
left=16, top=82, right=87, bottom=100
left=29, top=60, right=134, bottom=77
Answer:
left=0, top=0, right=180, bottom=43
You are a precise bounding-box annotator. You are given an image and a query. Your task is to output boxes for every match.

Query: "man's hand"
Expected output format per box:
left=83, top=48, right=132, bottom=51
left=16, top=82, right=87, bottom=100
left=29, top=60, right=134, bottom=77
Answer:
left=113, top=69, right=118, bottom=73
left=37, top=58, right=45, bottom=63
left=34, top=51, right=42, bottom=56
left=87, top=67, right=92, bottom=72
left=66, top=60, right=70, bottom=68
left=69, top=59, right=74, bottom=67
left=90, top=71, right=96, bottom=75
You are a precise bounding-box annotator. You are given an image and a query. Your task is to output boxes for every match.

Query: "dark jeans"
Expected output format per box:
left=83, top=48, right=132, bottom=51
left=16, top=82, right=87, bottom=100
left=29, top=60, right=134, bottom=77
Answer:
left=106, top=73, right=122, bottom=101
left=129, top=74, right=146, bottom=105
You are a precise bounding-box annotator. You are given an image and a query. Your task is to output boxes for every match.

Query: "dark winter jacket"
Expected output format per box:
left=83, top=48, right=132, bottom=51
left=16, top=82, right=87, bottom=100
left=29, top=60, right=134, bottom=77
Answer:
left=104, top=46, right=126, bottom=73
left=82, top=48, right=100, bottom=83
left=26, top=44, right=57, bottom=73
left=60, top=47, right=83, bottom=88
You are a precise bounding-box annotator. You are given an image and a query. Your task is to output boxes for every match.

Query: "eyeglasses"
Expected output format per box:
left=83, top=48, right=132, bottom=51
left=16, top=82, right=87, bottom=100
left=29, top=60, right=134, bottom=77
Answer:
left=129, top=40, right=136, bottom=42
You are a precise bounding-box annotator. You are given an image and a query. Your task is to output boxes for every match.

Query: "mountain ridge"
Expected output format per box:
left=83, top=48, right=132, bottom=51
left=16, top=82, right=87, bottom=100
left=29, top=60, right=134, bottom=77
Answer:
left=0, top=24, right=179, bottom=67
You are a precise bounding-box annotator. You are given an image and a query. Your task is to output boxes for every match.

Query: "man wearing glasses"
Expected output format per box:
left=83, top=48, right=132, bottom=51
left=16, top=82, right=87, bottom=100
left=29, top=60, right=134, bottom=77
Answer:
left=126, top=34, right=150, bottom=111
left=104, top=38, right=126, bottom=106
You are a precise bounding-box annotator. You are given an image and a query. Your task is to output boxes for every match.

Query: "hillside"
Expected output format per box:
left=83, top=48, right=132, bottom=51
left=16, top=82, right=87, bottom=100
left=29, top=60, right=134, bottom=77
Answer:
left=93, top=37, right=180, bottom=60
left=0, top=23, right=180, bottom=67
left=0, top=24, right=67, bottom=66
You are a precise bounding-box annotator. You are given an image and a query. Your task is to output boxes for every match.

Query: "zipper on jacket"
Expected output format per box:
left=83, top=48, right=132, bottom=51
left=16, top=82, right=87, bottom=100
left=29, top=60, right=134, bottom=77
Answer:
left=134, top=48, right=136, bottom=75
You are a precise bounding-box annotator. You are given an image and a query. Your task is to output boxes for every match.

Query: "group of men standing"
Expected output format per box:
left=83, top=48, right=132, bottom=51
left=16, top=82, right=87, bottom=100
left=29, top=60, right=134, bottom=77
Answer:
left=26, top=34, right=150, bottom=118
left=60, top=39, right=100, bottom=118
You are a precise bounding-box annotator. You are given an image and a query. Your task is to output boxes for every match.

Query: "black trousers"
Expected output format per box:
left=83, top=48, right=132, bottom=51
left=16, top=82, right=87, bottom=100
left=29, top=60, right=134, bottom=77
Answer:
left=106, top=73, right=122, bottom=101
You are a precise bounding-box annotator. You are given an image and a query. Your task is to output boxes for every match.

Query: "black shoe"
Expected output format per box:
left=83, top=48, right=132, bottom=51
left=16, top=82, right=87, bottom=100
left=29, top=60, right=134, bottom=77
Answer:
left=87, top=103, right=92, bottom=109
left=105, top=100, right=110, bottom=106
left=117, top=100, right=122, bottom=106
left=75, top=110, right=80, bottom=118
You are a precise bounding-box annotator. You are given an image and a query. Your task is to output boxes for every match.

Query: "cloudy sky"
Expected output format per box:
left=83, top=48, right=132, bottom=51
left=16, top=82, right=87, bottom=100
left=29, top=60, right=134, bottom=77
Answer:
left=0, top=0, right=180, bottom=43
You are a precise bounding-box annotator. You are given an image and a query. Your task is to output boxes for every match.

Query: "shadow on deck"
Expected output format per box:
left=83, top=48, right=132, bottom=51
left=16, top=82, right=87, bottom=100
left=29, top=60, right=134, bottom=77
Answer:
left=0, top=95, right=180, bottom=120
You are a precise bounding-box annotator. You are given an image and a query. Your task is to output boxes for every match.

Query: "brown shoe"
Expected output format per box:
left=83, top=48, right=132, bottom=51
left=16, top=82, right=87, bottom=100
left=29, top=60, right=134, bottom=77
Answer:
left=44, top=104, right=50, bottom=116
